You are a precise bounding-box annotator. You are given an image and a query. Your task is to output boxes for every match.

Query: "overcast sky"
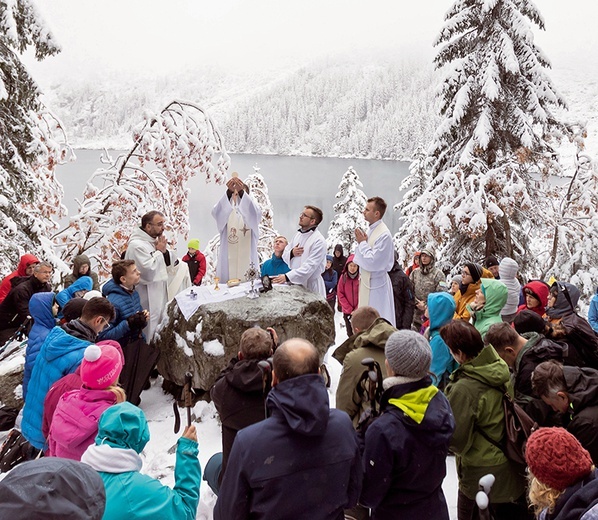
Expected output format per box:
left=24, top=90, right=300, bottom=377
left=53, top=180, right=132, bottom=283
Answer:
left=25, top=0, right=598, bottom=80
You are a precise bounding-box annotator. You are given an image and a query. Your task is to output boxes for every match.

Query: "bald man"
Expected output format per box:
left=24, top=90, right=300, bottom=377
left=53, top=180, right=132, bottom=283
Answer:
left=215, top=339, right=363, bottom=520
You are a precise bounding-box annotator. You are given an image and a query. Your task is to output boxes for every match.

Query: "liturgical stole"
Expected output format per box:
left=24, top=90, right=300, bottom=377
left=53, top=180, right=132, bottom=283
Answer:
left=227, top=205, right=252, bottom=280
left=358, top=221, right=389, bottom=307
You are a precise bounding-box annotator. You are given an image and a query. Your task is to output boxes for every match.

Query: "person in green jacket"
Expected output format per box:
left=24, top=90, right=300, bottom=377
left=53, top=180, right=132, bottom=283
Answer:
left=81, top=402, right=201, bottom=520
left=467, top=278, right=508, bottom=339
left=440, top=320, right=530, bottom=520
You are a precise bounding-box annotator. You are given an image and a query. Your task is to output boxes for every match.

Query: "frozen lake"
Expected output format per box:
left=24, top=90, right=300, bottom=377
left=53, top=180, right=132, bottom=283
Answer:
left=55, top=150, right=409, bottom=256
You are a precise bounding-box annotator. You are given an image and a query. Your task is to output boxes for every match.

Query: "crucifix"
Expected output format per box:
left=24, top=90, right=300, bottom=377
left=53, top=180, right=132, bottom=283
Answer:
left=240, top=224, right=250, bottom=237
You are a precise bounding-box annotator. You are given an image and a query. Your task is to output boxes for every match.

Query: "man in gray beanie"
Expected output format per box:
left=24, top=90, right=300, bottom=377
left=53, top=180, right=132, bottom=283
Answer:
left=360, top=330, right=455, bottom=520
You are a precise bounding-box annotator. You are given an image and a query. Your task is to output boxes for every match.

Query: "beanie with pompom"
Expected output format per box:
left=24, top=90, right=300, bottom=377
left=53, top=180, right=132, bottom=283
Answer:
left=80, top=344, right=123, bottom=390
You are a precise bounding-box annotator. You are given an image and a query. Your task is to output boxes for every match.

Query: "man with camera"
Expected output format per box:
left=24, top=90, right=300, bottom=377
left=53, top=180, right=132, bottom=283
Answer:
left=214, top=338, right=362, bottom=519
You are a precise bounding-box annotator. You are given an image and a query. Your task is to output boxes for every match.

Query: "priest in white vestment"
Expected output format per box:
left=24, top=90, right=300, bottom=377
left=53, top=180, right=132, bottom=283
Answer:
left=353, top=197, right=396, bottom=326
left=125, top=210, right=177, bottom=341
left=272, top=206, right=327, bottom=297
left=211, top=177, right=261, bottom=281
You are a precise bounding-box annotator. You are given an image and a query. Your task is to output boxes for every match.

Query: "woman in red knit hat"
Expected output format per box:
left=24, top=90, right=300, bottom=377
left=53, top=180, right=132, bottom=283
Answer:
left=526, top=427, right=598, bottom=519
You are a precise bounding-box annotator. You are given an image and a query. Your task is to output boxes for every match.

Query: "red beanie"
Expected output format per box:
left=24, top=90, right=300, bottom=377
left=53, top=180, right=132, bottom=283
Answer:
left=526, top=427, right=593, bottom=491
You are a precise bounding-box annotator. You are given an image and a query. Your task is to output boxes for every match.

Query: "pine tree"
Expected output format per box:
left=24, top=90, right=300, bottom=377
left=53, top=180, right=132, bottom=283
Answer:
left=394, top=145, right=432, bottom=264
left=326, top=166, right=367, bottom=254
left=402, top=0, right=567, bottom=272
left=0, top=0, right=67, bottom=274
left=245, top=165, right=278, bottom=264
left=53, top=101, right=230, bottom=276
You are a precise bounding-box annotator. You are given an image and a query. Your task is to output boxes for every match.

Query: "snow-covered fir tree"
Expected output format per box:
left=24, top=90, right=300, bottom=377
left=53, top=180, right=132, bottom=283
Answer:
left=398, top=0, right=567, bottom=273
left=0, top=0, right=69, bottom=275
left=326, top=166, right=367, bottom=254
left=394, top=145, right=432, bottom=263
left=245, top=166, right=278, bottom=263
left=53, top=101, right=229, bottom=276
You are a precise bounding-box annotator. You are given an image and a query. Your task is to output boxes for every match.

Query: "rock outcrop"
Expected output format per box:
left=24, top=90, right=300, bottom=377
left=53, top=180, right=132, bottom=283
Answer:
left=154, top=285, right=335, bottom=393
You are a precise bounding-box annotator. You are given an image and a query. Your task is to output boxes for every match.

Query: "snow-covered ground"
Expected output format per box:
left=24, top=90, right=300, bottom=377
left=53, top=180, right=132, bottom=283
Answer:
left=136, top=309, right=459, bottom=519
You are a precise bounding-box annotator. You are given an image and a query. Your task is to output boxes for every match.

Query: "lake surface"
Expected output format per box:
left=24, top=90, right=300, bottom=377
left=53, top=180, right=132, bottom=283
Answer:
left=56, top=150, right=410, bottom=255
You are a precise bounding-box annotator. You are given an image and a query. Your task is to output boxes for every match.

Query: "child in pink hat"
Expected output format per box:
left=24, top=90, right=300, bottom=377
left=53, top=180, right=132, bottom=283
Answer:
left=47, top=342, right=126, bottom=460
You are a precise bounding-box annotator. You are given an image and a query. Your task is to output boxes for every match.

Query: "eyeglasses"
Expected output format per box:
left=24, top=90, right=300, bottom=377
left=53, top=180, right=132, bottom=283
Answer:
left=300, top=212, right=315, bottom=220
left=461, top=270, right=471, bottom=277
left=100, top=316, right=111, bottom=331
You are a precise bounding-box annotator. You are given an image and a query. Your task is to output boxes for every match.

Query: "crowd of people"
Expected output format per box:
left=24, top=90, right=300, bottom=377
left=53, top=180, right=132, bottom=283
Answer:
left=1, top=181, right=598, bottom=519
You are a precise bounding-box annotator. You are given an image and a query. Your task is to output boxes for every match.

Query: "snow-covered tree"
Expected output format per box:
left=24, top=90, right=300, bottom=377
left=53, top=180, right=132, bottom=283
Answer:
left=0, top=0, right=70, bottom=274
left=393, top=145, right=432, bottom=263
left=52, top=101, right=229, bottom=277
left=246, top=165, right=278, bottom=263
left=533, top=124, right=598, bottom=297
left=326, top=166, right=367, bottom=253
left=399, top=0, right=567, bottom=272
left=202, top=166, right=278, bottom=284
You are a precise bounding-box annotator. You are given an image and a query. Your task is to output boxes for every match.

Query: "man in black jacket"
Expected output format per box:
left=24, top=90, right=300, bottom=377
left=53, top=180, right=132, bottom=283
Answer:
left=0, top=261, right=53, bottom=344
left=388, top=252, right=415, bottom=330
left=485, top=322, right=568, bottom=425
left=208, top=327, right=275, bottom=493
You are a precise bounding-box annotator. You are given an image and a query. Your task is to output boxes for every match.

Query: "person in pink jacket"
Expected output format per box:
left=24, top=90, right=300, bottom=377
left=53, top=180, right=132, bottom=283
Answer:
left=47, top=342, right=125, bottom=460
left=337, top=254, right=360, bottom=336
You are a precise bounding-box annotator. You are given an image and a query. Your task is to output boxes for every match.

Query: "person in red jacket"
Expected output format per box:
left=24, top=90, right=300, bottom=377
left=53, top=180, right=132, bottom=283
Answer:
left=182, top=239, right=207, bottom=286
left=517, top=280, right=549, bottom=317
left=0, top=254, right=39, bottom=304
left=337, top=255, right=359, bottom=336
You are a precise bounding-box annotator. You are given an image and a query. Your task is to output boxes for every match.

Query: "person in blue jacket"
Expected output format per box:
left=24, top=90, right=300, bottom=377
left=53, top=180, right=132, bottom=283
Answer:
left=214, top=338, right=362, bottom=520
left=21, top=297, right=115, bottom=451
left=81, top=402, right=201, bottom=520
left=23, top=291, right=57, bottom=400
left=98, top=260, right=148, bottom=346
left=427, top=291, right=458, bottom=387
left=322, top=255, right=339, bottom=311
left=260, top=235, right=291, bottom=277
left=360, top=330, right=455, bottom=519
left=589, top=287, right=598, bottom=333
left=55, top=276, right=93, bottom=317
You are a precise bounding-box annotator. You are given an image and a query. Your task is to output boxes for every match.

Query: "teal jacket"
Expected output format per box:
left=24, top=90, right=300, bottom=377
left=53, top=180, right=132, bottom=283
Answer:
left=470, top=278, right=508, bottom=339
left=428, top=292, right=458, bottom=386
left=81, top=402, right=201, bottom=520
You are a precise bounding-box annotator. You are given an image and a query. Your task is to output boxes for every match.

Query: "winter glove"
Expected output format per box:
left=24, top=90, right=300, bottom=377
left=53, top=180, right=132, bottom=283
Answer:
left=127, top=311, right=148, bottom=332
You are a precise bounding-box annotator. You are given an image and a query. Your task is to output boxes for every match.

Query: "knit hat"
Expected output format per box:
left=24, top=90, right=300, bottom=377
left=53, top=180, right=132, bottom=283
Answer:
left=326, top=255, right=333, bottom=262
left=513, top=309, right=547, bottom=335
left=484, top=256, right=499, bottom=268
left=83, top=290, right=103, bottom=301
left=81, top=344, right=123, bottom=389
left=385, top=330, right=432, bottom=381
left=465, top=262, right=483, bottom=283
left=188, top=238, right=200, bottom=250
left=451, top=274, right=462, bottom=285
left=526, top=427, right=593, bottom=491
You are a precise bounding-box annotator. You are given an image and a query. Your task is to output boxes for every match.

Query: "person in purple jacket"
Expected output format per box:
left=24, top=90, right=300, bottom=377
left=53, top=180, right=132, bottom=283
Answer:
left=47, top=342, right=125, bottom=460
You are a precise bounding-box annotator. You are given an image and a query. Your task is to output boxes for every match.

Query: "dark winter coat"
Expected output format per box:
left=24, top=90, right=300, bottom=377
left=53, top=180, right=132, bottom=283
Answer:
left=98, top=279, right=143, bottom=344
left=543, top=469, right=598, bottom=520
left=0, top=457, right=106, bottom=520
left=0, top=274, right=51, bottom=332
left=23, top=292, right=56, bottom=400
left=546, top=282, right=598, bottom=369
left=446, top=346, right=527, bottom=502
left=388, top=256, right=415, bottom=330
left=323, top=266, right=338, bottom=300
left=214, top=374, right=362, bottom=520
left=182, top=250, right=207, bottom=285
left=331, top=244, right=346, bottom=280
left=63, top=254, right=100, bottom=291
left=337, top=254, right=359, bottom=315
left=360, top=377, right=455, bottom=520
left=210, top=357, right=267, bottom=482
left=334, top=317, right=396, bottom=427
left=21, top=322, right=95, bottom=449
left=0, top=253, right=39, bottom=304
left=561, top=366, right=598, bottom=464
